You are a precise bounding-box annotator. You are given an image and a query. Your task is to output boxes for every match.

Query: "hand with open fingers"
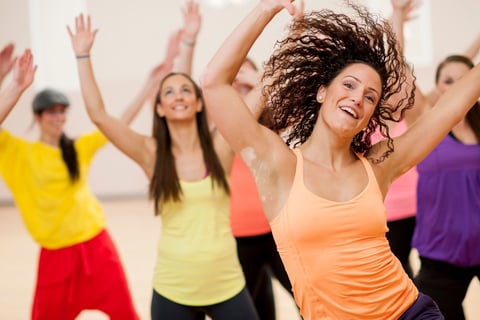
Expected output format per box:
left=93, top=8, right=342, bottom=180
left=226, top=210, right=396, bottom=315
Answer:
left=66, top=14, right=99, bottom=57
left=181, top=1, right=202, bottom=43
left=260, top=0, right=297, bottom=16
left=0, top=43, right=16, bottom=79
left=13, top=49, right=36, bottom=90
left=391, top=0, right=421, bottom=22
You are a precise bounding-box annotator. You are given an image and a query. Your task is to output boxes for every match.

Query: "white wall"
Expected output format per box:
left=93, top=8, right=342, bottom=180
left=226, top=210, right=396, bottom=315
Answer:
left=0, top=0, right=479, bottom=203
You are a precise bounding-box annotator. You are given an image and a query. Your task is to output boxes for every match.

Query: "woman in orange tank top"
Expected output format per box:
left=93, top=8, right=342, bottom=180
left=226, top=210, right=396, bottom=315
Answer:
left=202, top=0, right=480, bottom=318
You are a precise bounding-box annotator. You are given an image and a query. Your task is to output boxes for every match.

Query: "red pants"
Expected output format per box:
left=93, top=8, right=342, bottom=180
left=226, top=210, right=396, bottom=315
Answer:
left=31, top=229, right=139, bottom=320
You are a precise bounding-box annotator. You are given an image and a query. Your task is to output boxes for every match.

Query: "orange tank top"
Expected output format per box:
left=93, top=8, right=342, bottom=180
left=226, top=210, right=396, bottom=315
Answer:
left=270, top=149, right=417, bottom=320
left=229, top=155, right=271, bottom=236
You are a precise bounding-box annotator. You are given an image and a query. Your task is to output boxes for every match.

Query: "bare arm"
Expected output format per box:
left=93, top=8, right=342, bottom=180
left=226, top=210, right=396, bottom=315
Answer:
left=174, top=1, right=201, bottom=75
left=201, top=0, right=295, bottom=155
left=389, top=0, right=429, bottom=126
left=67, top=14, right=168, bottom=175
left=463, top=34, right=480, bottom=62
left=120, top=31, right=181, bottom=124
left=0, top=49, right=36, bottom=126
left=427, top=34, right=480, bottom=106
left=383, top=63, right=480, bottom=186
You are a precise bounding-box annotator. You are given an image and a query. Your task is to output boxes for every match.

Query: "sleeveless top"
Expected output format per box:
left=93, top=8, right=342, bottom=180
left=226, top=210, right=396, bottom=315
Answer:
left=413, top=134, right=480, bottom=267
left=371, top=120, right=418, bottom=221
left=152, top=176, right=245, bottom=305
left=270, top=149, right=417, bottom=319
left=230, top=155, right=271, bottom=237
left=383, top=120, right=418, bottom=221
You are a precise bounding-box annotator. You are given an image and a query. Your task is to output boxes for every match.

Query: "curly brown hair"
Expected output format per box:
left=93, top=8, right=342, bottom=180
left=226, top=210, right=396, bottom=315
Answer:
left=261, top=1, right=415, bottom=162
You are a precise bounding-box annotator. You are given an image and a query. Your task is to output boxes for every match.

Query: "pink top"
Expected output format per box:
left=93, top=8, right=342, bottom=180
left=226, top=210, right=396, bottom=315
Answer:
left=270, top=149, right=417, bottom=319
left=375, top=120, right=417, bottom=221
left=229, top=155, right=271, bottom=237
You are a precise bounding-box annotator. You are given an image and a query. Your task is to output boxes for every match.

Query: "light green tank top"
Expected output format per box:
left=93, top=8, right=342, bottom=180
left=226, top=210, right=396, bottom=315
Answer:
left=152, top=176, right=245, bottom=306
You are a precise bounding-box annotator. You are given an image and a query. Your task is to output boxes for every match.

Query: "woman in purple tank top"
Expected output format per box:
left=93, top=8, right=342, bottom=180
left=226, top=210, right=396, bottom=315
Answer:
left=412, top=54, right=480, bottom=320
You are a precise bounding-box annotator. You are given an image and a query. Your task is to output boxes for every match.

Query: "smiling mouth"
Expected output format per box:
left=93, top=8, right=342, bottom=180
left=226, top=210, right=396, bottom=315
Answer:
left=172, top=105, right=188, bottom=110
left=339, top=106, right=358, bottom=119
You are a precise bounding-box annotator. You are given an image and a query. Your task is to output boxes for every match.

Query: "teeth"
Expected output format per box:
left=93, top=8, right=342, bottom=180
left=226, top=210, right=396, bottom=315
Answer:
left=340, top=106, right=358, bottom=119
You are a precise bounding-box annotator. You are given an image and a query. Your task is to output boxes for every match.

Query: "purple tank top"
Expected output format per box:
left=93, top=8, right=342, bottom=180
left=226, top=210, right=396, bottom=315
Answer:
left=413, top=133, right=480, bottom=267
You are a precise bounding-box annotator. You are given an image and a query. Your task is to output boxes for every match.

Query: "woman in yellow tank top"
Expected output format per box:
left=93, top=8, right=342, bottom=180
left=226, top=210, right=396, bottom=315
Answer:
left=67, top=11, right=259, bottom=320
left=202, top=0, right=480, bottom=319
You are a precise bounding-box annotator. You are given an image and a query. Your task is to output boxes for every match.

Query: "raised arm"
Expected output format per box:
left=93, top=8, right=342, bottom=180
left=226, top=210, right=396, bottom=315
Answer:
left=174, top=0, right=202, bottom=75
left=389, top=0, right=428, bottom=125
left=0, top=49, right=36, bottom=126
left=67, top=14, right=173, bottom=175
left=120, top=30, right=181, bottom=123
left=201, top=0, right=295, bottom=155
left=427, top=34, right=480, bottom=106
left=385, top=63, right=480, bottom=183
left=0, top=43, right=16, bottom=89
left=463, top=34, right=480, bottom=62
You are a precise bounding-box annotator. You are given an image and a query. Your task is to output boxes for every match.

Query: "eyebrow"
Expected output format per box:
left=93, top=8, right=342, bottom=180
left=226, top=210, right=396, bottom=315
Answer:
left=348, top=75, right=380, bottom=96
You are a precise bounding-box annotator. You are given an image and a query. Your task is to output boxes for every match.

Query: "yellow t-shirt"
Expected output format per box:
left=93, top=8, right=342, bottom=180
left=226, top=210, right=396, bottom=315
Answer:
left=152, top=176, right=245, bottom=306
left=0, top=129, right=108, bottom=249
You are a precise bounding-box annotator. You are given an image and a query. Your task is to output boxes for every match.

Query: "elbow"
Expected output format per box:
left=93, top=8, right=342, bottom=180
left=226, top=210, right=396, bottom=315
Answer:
left=200, top=66, right=229, bottom=93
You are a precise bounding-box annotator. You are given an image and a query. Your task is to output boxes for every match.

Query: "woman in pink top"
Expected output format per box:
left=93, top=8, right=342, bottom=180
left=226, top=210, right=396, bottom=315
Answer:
left=202, top=0, right=480, bottom=318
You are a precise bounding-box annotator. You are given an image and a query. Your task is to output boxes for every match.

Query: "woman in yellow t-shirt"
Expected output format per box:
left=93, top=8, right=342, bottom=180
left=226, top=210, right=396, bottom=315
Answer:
left=0, top=44, right=158, bottom=319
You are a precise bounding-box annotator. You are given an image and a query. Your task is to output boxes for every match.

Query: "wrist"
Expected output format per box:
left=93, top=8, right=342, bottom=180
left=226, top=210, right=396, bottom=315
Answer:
left=76, top=54, right=90, bottom=59
left=181, top=38, right=196, bottom=46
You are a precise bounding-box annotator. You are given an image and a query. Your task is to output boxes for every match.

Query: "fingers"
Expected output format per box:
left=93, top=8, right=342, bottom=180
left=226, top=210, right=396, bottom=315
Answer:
left=281, top=0, right=296, bottom=16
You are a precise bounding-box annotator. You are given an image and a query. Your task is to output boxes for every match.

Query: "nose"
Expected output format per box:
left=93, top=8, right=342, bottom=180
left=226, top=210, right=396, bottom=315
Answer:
left=350, top=93, right=362, bottom=106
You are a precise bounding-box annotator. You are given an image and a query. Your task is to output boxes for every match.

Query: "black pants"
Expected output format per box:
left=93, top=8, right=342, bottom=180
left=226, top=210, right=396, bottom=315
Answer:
left=414, top=257, right=480, bottom=320
left=236, top=232, right=294, bottom=320
left=151, top=287, right=259, bottom=320
left=386, top=216, right=416, bottom=278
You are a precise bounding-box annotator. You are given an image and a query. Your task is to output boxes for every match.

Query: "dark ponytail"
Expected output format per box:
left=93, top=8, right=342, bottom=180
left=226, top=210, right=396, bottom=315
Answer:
left=60, top=133, right=80, bottom=182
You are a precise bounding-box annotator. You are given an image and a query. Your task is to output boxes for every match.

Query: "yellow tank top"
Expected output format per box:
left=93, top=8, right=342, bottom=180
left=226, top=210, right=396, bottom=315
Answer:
left=152, top=176, right=245, bottom=306
left=270, top=149, right=417, bottom=319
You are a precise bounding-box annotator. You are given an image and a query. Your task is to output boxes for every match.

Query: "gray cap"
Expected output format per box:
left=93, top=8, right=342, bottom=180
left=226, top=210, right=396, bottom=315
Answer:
left=32, top=88, right=70, bottom=113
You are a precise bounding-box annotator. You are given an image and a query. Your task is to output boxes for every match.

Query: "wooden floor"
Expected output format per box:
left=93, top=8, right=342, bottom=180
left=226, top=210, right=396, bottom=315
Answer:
left=0, top=198, right=478, bottom=319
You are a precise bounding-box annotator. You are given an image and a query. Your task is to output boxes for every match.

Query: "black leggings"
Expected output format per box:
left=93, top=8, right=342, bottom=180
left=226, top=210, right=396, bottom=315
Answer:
left=151, top=287, right=259, bottom=320
left=414, top=257, right=480, bottom=320
left=386, top=216, right=416, bottom=278
left=236, top=232, right=294, bottom=320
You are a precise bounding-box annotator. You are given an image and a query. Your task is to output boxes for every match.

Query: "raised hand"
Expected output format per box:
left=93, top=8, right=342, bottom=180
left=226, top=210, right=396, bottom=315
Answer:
left=0, top=43, right=16, bottom=81
left=260, top=0, right=296, bottom=16
left=66, top=14, right=99, bottom=56
left=12, top=49, right=36, bottom=91
left=181, top=1, right=202, bottom=44
left=391, top=0, right=421, bottom=22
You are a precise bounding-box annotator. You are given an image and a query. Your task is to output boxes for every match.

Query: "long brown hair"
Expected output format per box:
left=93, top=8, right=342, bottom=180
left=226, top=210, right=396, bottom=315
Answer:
left=149, top=72, right=229, bottom=215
